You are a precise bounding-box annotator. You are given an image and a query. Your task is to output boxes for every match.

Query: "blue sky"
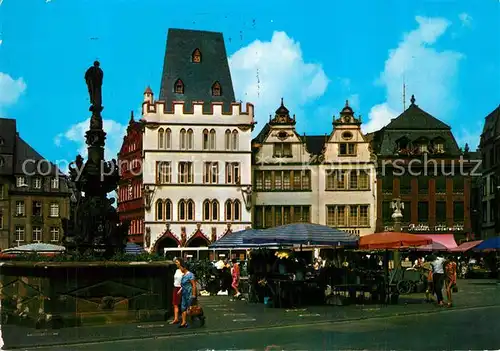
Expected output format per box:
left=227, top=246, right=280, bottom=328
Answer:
left=0, top=0, right=499, bottom=165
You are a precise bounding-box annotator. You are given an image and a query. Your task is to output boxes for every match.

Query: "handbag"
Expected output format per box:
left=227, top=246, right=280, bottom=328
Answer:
left=187, top=304, right=203, bottom=317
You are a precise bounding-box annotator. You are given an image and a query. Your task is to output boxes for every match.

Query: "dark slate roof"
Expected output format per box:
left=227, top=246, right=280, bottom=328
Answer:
left=300, top=135, right=327, bottom=155
left=0, top=118, right=17, bottom=175
left=480, top=105, right=500, bottom=146
left=15, top=136, right=60, bottom=176
left=159, top=28, right=235, bottom=113
left=370, top=96, right=461, bottom=157
left=385, top=98, right=450, bottom=130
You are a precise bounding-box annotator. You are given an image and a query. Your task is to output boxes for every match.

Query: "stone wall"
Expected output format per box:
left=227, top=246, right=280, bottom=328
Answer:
left=0, top=261, right=175, bottom=329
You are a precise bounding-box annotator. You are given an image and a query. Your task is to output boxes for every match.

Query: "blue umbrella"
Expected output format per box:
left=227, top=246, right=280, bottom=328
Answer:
left=474, top=236, right=500, bottom=251
left=243, top=223, right=358, bottom=247
left=209, top=228, right=283, bottom=249
left=125, top=242, right=146, bottom=255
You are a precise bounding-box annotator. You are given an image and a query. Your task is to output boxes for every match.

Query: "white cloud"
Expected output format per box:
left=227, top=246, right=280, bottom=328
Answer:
left=455, top=121, right=483, bottom=150
left=458, top=13, right=472, bottom=27
left=55, top=118, right=127, bottom=160
left=229, top=31, right=329, bottom=131
left=363, top=16, right=464, bottom=133
left=0, top=72, right=26, bottom=107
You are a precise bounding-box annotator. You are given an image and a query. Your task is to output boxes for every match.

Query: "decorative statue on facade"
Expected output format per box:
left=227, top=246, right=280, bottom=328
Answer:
left=62, top=61, right=129, bottom=257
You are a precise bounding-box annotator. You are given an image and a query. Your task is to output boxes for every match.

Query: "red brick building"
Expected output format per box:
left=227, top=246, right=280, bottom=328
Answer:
left=117, top=112, right=145, bottom=245
left=368, top=95, right=479, bottom=241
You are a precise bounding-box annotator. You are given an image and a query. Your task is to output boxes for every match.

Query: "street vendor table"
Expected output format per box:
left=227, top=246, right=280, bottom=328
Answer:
left=267, top=278, right=305, bottom=308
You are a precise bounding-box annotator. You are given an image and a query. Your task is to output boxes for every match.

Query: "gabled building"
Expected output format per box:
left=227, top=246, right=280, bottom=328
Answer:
left=117, top=112, right=145, bottom=245
left=251, top=100, right=376, bottom=236
left=0, top=118, right=70, bottom=249
left=252, top=100, right=316, bottom=228
left=479, top=104, right=500, bottom=239
left=319, top=101, right=377, bottom=236
left=140, top=29, right=255, bottom=254
left=369, top=95, right=477, bottom=241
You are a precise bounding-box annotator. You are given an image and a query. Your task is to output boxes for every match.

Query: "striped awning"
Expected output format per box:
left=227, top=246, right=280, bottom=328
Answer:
left=243, top=223, right=358, bottom=247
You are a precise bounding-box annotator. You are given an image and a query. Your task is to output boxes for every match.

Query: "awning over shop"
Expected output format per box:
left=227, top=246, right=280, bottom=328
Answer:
left=413, top=234, right=457, bottom=249
left=474, top=236, right=500, bottom=251
left=450, top=240, right=483, bottom=252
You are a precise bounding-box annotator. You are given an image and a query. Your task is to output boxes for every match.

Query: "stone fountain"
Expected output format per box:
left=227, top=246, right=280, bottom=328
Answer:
left=62, top=60, right=129, bottom=257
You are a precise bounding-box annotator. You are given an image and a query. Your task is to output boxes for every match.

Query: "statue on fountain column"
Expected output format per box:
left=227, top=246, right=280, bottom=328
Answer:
left=85, top=61, right=103, bottom=110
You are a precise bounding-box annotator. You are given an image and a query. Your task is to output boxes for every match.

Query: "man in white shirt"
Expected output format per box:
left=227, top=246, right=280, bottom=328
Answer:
left=431, top=255, right=446, bottom=306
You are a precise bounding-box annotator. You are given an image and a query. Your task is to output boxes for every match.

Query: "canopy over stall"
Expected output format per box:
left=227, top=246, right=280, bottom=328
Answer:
left=125, top=242, right=146, bottom=255
left=209, top=228, right=285, bottom=249
left=473, top=236, right=500, bottom=251
left=451, top=240, right=483, bottom=252
left=412, top=234, right=457, bottom=250
left=242, top=223, right=358, bottom=247
left=359, top=232, right=433, bottom=250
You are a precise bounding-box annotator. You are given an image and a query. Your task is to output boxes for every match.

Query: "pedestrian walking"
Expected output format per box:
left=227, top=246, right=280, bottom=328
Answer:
left=231, top=258, right=241, bottom=298
left=444, top=255, right=457, bottom=307
left=176, top=258, right=198, bottom=328
left=430, top=254, right=446, bottom=306
left=170, top=258, right=183, bottom=324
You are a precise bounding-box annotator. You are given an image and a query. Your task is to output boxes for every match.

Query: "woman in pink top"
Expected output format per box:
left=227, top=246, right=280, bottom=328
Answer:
left=231, top=258, right=241, bottom=298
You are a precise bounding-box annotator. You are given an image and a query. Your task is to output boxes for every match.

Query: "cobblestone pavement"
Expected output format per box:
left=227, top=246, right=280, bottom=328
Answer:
left=4, top=279, right=499, bottom=350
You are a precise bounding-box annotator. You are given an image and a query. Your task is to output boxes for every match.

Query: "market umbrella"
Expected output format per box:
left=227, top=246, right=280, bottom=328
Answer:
left=242, top=223, right=358, bottom=247
left=125, top=242, right=146, bottom=255
left=359, top=232, right=433, bottom=250
left=209, top=228, right=284, bottom=248
left=1, top=243, right=65, bottom=253
left=473, top=236, right=500, bottom=252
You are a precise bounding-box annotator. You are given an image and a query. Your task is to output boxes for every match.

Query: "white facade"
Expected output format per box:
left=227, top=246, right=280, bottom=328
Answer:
left=319, top=103, right=377, bottom=236
left=141, top=90, right=255, bottom=250
left=252, top=101, right=376, bottom=236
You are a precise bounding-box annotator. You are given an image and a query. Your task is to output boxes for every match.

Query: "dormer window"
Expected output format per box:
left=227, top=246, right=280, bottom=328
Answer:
left=192, top=48, right=201, bottom=63
left=174, top=79, right=184, bottom=94
left=211, top=81, right=221, bottom=96
left=419, top=144, right=428, bottom=153
left=435, top=143, right=444, bottom=153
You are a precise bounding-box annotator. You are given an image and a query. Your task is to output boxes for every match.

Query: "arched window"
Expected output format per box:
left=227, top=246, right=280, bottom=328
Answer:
left=178, top=200, right=186, bottom=221
left=211, top=81, right=221, bottom=96
left=231, top=130, right=238, bottom=150
left=165, top=199, right=172, bottom=221
left=187, top=200, right=195, bottom=220
left=187, top=129, right=194, bottom=150
left=180, top=129, right=187, bottom=150
left=225, top=200, right=233, bottom=221
left=158, top=128, right=164, bottom=149
left=234, top=200, right=241, bottom=221
left=156, top=200, right=164, bottom=221
left=202, top=129, right=209, bottom=150
left=165, top=128, right=172, bottom=149
left=211, top=200, right=219, bottom=221
left=225, top=129, right=231, bottom=150
left=174, top=79, right=184, bottom=94
left=192, top=48, right=201, bottom=63
left=203, top=200, right=211, bottom=221
left=209, top=129, right=216, bottom=150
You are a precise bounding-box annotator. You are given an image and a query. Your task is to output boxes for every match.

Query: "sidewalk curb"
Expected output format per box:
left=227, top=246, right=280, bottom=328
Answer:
left=21, top=303, right=500, bottom=350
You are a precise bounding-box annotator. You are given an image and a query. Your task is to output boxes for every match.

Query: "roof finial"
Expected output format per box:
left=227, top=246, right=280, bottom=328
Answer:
left=345, top=99, right=349, bottom=107
left=410, top=94, right=415, bottom=105
left=129, top=110, right=134, bottom=123
left=280, top=97, right=284, bottom=106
